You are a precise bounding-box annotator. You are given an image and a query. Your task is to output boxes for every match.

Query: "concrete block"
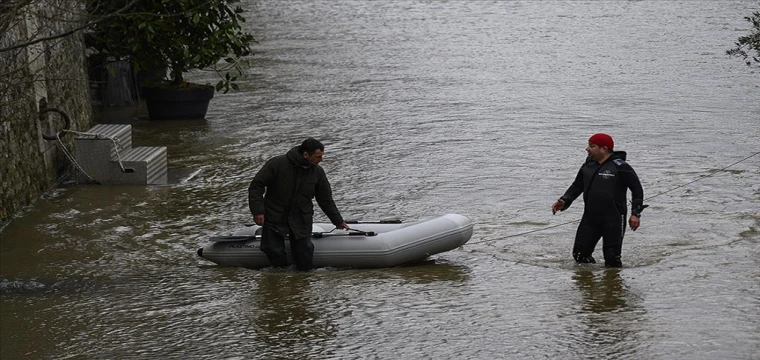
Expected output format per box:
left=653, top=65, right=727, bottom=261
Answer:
left=73, top=124, right=168, bottom=185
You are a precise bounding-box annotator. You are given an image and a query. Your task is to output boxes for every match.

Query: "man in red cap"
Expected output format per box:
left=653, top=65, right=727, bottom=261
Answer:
left=551, top=133, right=647, bottom=267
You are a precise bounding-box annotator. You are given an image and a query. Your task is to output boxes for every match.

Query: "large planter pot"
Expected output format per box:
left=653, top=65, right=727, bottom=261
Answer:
left=141, top=85, right=214, bottom=120
left=133, top=66, right=168, bottom=98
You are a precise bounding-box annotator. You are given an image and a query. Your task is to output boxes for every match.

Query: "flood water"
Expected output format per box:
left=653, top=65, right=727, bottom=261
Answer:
left=2, top=1, right=759, bottom=358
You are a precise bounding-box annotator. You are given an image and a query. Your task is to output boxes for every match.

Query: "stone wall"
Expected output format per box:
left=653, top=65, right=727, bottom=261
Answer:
left=0, top=0, right=93, bottom=226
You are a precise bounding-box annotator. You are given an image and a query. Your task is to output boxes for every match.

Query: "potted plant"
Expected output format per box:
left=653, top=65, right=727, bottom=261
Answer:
left=88, top=0, right=255, bottom=120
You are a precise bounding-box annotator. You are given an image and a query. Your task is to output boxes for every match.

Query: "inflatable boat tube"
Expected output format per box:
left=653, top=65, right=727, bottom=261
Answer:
left=197, top=213, right=474, bottom=269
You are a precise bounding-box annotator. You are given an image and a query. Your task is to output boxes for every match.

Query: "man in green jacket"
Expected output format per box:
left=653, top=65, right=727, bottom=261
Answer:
left=248, top=138, right=349, bottom=271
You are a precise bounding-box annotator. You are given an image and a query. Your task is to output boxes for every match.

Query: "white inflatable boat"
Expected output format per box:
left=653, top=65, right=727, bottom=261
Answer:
left=197, top=214, right=474, bottom=269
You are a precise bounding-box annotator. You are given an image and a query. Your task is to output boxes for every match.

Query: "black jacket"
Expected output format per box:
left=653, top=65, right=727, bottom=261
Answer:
left=560, top=151, right=645, bottom=218
left=248, top=146, right=344, bottom=239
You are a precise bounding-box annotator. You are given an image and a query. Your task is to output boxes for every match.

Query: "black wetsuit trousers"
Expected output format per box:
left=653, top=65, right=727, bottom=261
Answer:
left=260, top=226, right=315, bottom=271
left=572, top=214, right=626, bottom=268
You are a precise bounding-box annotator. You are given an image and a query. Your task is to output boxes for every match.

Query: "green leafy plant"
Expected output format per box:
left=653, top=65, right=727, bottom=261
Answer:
left=727, top=11, right=760, bottom=68
left=88, top=0, right=255, bottom=93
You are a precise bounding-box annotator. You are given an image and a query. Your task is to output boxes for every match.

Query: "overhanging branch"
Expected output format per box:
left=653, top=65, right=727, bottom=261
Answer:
left=0, top=0, right=140, bottom=53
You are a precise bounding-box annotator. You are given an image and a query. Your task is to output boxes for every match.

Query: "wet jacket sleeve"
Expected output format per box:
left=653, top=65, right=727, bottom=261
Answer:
left=248, top=161, right=275, bottom=216
left=619, top=163, right=646, bottom=216
left=314, top=169, right=344, bottom=226
left=560, top=167, right=585, bottom=210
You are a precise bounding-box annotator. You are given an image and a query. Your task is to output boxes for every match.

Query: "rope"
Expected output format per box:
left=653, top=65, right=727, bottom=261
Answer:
left=61, top=129, right=130, bottom=173
left=53, top=129, right=133, bottom=184
left=469, top=150, right=760, bottom=245
left=55, top=131, right=98, bottom=184
left=642, top=150, right=760, bottom=202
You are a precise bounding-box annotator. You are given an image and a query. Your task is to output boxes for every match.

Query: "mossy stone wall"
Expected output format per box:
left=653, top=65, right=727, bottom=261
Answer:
left=0, top=1, right=93, bottom=225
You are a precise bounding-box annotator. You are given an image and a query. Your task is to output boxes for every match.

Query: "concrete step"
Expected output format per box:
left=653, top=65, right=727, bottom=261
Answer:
left=77, top=124, right=133, bottom=157
left=118, top=147, right=168, bottom=185
left=73, top=124, right=168, bottom=185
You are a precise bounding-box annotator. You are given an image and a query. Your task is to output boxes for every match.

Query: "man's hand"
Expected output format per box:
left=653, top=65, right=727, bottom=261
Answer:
left=336, top=221, right=349, bottom=230
left=254, top=214, right=265, bottom=226
left=551, top=198, right=566, bottom=215
left=629, top=215, right=640, bottom=231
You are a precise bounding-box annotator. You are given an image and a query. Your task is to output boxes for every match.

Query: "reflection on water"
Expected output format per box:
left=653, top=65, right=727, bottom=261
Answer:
left=573, top=267, right=629, bottom=314
left=251, top=272, right=338, bottom=358
left=569, top=267, right=646, bottom=359
left=237, top=261, right=471, bottom=358
left=0, top=277, right=102, bottom=297
left=351, top=260, right=471, bottom=285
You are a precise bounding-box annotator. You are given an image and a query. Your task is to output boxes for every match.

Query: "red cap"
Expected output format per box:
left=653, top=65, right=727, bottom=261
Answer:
left=589, top=133, right=614, bottom=150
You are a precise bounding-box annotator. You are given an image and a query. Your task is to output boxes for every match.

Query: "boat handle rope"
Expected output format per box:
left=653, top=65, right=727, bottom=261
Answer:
left=232, top=225, right=378, bottom=238
left=312, top=227, right=377, bottom=238
left=346, top=219, right=402, bottom=224
left=469, top=150, right=760, bottom=245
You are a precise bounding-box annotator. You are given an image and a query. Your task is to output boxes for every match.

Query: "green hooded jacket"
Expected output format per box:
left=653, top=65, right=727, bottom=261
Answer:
left=248, top=146, right=344, bottom=239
